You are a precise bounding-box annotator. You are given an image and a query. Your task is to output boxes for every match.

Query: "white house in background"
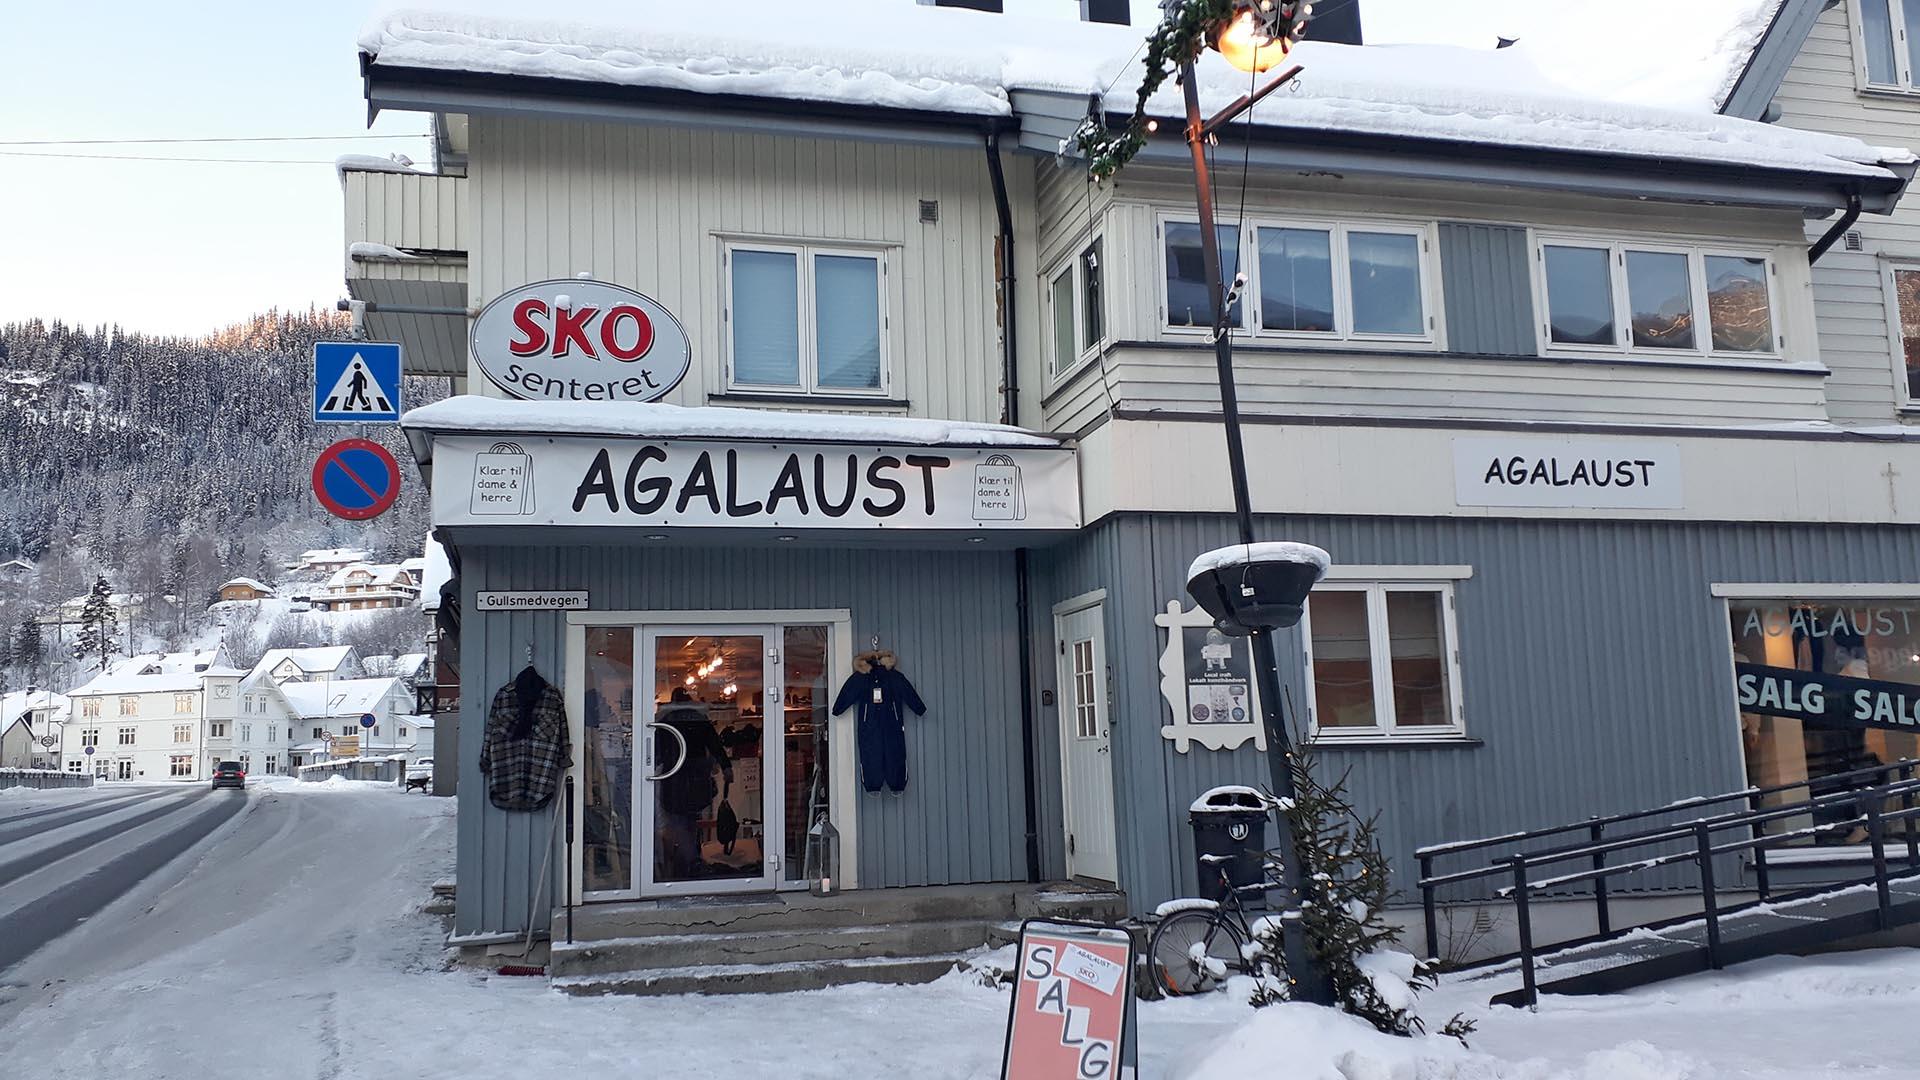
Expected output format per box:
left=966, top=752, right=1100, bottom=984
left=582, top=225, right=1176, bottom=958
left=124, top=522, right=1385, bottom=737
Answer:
left=289, top=548, right=370, bottom=575
left=279, top=676, right=425, bottom=769
left=308, top=563, right=422, bottom=612
left=62, top=650, right=265, bottom=782
left=0, top=690, right=69, bottom=770
left=247, top=645, right=362, bottom=686
left=360, top=652, right=429, bottom=690
left=39, top=591, right=146, bottom=628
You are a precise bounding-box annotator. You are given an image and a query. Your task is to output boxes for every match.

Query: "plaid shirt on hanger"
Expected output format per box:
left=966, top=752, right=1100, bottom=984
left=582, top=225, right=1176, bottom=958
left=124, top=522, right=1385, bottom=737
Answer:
left=479, top=678, right=571, bottom=812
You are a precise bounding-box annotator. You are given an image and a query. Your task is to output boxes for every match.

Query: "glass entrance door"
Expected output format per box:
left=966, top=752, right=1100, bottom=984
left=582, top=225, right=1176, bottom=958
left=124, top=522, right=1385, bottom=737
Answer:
left=639, top=628, right=781, bottom=895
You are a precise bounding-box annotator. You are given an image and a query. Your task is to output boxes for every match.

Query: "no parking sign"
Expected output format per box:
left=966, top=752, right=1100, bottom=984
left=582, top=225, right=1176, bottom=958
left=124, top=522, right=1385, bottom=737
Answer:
left=312, top=439, right=402, bottom=521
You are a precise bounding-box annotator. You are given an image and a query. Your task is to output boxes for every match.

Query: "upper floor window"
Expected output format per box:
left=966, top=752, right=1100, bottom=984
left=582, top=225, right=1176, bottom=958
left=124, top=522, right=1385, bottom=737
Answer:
left=1535, top=237, right=1778, bottom=358
left=81, top=699, right=100, bottom=718
left=118, top=696, right=138, bottom=716
left=725, top=242, right=888, bottom=396
left=1164, top=218, right=1436, bottom=344
left=1047, top=237, right=1105, bottom=381
left=1884, top=263, right=1920, bottom=407
left=174, top=693, right=194, bottom=714
left=1858, top=0, right=1920, bottom=89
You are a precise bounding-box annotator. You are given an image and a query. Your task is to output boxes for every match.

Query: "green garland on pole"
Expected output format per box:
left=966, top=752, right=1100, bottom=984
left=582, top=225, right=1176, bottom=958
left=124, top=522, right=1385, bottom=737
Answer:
left=1070, top=0, right=1306, bottom=182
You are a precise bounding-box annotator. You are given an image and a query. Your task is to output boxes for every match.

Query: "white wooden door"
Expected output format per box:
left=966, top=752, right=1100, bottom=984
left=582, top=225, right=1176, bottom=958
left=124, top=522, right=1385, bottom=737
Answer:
left=1056, top=601, right=1118, bottom=883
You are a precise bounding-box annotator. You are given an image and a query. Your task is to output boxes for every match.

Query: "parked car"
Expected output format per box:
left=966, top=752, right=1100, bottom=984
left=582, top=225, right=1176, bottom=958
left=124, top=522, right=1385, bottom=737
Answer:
left=404, top=757, right=433, bottom=793
left=211, top=761, right=246, bottom=790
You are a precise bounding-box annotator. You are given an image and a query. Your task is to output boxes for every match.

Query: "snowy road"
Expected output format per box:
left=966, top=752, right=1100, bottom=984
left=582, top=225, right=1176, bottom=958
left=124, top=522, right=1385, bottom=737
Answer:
left=2, top=778, right=1918, bottom=1078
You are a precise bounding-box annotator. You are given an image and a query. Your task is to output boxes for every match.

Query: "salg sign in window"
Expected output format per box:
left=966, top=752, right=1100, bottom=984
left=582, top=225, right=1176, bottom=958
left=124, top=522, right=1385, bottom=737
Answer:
left=1730, top=598, right=1920, bottom=846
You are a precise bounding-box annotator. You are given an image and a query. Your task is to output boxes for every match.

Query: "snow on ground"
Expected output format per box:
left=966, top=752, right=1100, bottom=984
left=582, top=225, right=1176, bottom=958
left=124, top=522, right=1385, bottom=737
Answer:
left=3, top=777, right=1918, bottom=1078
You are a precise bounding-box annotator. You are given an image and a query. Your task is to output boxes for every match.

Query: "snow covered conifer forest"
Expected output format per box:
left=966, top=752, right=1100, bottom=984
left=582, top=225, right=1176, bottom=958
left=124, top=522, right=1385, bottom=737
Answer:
left=0, top=311, right=442, bottom=690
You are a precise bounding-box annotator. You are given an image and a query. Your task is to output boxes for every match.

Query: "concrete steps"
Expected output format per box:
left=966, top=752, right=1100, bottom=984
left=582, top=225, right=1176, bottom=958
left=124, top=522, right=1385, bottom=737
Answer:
left=548, top=882, right=1125, bottom=996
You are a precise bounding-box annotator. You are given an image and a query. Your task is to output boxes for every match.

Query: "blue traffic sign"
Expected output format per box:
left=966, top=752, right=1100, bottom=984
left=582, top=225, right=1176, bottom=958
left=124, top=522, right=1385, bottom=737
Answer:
left=314, top=341, right=403, bottom=424
left=312, top=439, right=402, bottom=521
left=360, top=713, right=377, bottom=729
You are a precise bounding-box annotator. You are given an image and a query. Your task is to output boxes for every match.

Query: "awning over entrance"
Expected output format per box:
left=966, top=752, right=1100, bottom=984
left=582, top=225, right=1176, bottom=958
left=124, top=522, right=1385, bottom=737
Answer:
left=402, top=396, right=1081, bottom=540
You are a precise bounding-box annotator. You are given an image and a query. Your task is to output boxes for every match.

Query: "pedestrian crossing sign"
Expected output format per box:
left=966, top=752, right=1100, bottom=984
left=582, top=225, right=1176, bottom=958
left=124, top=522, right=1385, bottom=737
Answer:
left=313, top=341, right=403, bottom=424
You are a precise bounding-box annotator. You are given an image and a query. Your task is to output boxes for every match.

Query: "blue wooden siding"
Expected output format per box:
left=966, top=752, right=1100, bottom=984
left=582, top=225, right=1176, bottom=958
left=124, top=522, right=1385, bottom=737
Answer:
left=453, top=541, right=1028, bottom=939
left=1437, top=222, right=1536, bottom=356
left=1030, top=513, right=1920, bottom=914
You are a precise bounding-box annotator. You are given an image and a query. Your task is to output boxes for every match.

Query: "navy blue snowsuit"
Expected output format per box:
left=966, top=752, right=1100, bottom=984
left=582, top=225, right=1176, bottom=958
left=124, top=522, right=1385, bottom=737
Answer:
left=830, top=650, right=926, bottom=794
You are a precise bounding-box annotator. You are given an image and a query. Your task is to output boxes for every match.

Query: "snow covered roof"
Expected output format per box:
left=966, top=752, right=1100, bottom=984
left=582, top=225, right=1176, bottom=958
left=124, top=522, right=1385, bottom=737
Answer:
left=323, top=562, right=415, bottom=589
left=1, top=690, right=68, bottom=727
left=68, top=665, right=246, bottom=697
left=249, top=646, right=358, bottom=683
left=404, top=395, right=1063, bottom=449
left=277, top=677, right=404, bottom=720
left=298, top=547, right=370, bottom=564
left=358, top=1, right=1911, bottom=182
left=219, top=577, right=274, bottom=593
left=362, top=652, right=429, bottom=679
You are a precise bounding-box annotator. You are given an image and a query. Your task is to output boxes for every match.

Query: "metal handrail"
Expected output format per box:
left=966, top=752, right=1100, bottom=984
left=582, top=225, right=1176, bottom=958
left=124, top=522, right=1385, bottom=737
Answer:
left=1418, top=759, right=1920, bottom=960
left=1480, top=776, right=1920, bottom=1007
left=1417, top=756, right=1920, bottom=860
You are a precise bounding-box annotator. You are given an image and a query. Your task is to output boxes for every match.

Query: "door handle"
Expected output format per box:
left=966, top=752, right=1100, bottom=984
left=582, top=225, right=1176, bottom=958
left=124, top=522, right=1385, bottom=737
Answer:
left=644, top=722, right=689, bottom=781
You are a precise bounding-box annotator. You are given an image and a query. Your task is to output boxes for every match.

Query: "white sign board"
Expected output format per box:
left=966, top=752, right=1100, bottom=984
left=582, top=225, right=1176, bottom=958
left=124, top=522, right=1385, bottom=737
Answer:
left=470, top=279, right=692, bottom=404
left=1155, top=600, right=1265, bottom=753
left=475, top=591, right=591, bottom=612
left=431, top=435, right=1080, bottom=531
left=1453, top=436, right=1683, bottom=510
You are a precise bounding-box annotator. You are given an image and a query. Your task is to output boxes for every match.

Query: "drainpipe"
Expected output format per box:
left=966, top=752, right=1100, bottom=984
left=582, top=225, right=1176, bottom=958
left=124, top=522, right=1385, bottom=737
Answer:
left=985, top=130, right=1044, bottom=884
left=1809, top=193, right=1862, bottom=264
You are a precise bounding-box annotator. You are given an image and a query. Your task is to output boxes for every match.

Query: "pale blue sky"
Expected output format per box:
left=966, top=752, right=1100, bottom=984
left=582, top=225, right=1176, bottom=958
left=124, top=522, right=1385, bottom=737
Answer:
left=0, top=1, right=1511, bottom=338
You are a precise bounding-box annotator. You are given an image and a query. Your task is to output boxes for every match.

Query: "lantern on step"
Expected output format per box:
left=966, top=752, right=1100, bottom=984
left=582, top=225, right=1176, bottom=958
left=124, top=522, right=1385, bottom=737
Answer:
left=807, top=812, right=841, bottom=897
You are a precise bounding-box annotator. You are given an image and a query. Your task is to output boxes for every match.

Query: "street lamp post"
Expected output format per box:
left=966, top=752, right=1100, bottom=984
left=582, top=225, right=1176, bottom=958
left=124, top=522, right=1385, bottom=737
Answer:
left=1176, top=54, right=1330, bottom=1005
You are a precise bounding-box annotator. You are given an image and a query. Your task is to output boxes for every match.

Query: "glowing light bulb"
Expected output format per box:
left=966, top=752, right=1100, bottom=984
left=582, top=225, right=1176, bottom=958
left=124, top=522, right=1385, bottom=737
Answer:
left=684, top=674, right=696, bottom=686
left=1215, top=9, right=1290, bottom=73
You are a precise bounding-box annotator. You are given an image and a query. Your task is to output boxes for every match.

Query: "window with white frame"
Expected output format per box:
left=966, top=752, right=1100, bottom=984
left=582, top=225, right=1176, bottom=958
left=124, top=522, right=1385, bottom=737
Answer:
left=1536, top=237, right=1779, bottom=357
left=67, top=759, right=82, bottom=773
left=1047, top=237, right=1105, bottom=380
left=1856, top=0, right=1920, bottom=90
left=725, top=242, right=888, bottom=395
left=266, top=755, right=277, bottom=774
left=173, top=724, right=192, bottom=744
left=81, top=727, right=99, bottom=748
left=1164, top=218, right=1436, bottom=343
left=81, top=698, right=100, bottom=718
left=1304, top=580, right=1464, bottom=738
left=117, top=727, right=135, bottom=746
left=1883, top=263, right=1920, bottom=405
left=118, top=696, right=138, bottom=716
left=268, top=726, right=278, bottom=743
left=240, top=723, right=252, bottom=742
left=313, top=726, right=327, bottom=740
left=209, top=721, right=226, bottom=738
left=169, top=755, right=192, bottom=777
left=174, top=693, right=194, bottom=714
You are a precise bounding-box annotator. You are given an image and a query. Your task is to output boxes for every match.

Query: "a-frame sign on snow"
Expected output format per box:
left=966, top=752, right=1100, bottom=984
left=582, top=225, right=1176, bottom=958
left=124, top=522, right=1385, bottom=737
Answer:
left=313, top=341, right=403, bottom=424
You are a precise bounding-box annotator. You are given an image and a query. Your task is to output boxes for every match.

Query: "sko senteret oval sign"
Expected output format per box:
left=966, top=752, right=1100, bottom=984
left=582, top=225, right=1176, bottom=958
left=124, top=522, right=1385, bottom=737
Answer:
left=471, top=279, right=691, bottom=403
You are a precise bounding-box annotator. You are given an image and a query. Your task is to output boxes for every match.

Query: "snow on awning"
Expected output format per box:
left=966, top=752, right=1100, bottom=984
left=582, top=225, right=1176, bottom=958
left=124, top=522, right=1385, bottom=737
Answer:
left=403, top=396, right=1062, bottom=450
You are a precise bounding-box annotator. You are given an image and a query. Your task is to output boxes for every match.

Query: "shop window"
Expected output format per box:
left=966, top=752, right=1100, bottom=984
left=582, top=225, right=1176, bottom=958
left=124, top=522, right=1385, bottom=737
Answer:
left=1856, top=0, right=1920, bottom=88
left=1047, top=237, right=1106, bottom=382
left=725, top=242, right=889, bottom=395
left=1728, top=596, right=1920, bottom=848
left=1304, top=582, right=1464, bottom=740
left=169, top=755, right=192, bottom=778
left=1536, top=236, right=1778, bottom=357
left=582, top=626, right=635, bottom=895
left=1883, top=264, right=1920, bottom=405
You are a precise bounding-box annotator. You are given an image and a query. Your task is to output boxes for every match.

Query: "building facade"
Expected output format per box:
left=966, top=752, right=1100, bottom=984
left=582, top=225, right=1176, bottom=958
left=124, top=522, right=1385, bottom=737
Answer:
left=63, top=651, right=258, bottom=781
left=350, top=2, right=1920, bottom=944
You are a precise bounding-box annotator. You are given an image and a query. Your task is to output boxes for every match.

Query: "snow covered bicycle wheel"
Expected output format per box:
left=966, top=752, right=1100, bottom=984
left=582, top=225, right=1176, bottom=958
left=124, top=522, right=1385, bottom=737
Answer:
left=1148, top=909, right=1246, bottom=995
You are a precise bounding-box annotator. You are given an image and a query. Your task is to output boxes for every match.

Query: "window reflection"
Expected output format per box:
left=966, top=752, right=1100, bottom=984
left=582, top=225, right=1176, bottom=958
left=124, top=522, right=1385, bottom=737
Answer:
left=1626, top=250, right=1694, bottom=350
left=1544, top=245, right=1615, bottom=345
left=1704, top=255, right=1771, bottom=353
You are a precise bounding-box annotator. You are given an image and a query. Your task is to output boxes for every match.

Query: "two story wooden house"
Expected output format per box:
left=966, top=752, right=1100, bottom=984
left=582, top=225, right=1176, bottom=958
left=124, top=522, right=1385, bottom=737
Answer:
left=345, top=0, right=1920, bottom=971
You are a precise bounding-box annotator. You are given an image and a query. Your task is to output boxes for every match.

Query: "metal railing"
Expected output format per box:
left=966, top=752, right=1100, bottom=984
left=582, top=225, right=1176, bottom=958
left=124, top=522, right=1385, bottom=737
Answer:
left=1416, top=758, right=1920, bottom=991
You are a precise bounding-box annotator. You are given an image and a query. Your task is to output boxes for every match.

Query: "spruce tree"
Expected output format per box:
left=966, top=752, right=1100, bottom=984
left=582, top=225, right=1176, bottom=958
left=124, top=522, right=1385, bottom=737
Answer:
left=72, top=576, right=120, bottom=671
left=15, top=617, right=43, bottom=679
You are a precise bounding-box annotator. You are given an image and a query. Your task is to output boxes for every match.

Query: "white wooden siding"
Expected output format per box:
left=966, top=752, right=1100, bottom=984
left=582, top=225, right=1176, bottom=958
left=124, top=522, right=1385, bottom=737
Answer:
left=342, top=169, right=469, bottom=284
left=1771, top=0, right=1920, bottom=421
left=1038, top=166, right=1829, bottom=433
left=468, top=117, right=1005, bottom=424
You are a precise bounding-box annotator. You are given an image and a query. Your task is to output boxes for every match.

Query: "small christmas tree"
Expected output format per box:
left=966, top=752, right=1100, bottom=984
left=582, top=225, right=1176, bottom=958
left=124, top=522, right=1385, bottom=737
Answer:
left=72, top=576, right=120, bottom=672
left=1245, top=745, right=1467, bottom=1040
